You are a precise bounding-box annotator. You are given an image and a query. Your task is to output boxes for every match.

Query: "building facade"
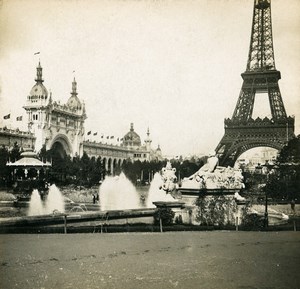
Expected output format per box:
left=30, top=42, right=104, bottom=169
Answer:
left=23, top=62, right=86, bottom=157
left=0, top=62, right=163, bottom=174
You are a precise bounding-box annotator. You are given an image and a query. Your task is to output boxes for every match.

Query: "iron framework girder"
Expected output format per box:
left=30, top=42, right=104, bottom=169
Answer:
left=215, top=0, right=295, bottom=167
left=247, top=0, right=275, bottom=72
left=231, top=70, right=287, bottom=121
left=268, top=87, right=287, bottom=120
left=216, top=117, right=295, bottom=167
left=232, top=89, right=255, bottom=121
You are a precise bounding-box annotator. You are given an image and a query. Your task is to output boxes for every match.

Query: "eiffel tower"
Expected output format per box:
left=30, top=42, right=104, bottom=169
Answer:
left=215, top=0, right=295, bottom=167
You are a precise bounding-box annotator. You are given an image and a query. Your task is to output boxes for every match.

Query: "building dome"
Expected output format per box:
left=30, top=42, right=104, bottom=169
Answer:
left=66, top=78, right=82, bottom=110
left=29, top=83, right=48, bottom=99
left=67, top=96, right=82, bottom=110
left=123, top=123, right=141, bottom=147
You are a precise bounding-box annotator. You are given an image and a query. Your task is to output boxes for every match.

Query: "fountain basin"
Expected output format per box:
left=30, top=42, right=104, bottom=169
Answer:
left=153, top=201, right=185, bottom=209
left=0, top=208, right=156, bottom=228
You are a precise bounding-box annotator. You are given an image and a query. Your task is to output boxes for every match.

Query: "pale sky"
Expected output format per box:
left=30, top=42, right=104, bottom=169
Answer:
left=0, top=0, right=299, bottom=157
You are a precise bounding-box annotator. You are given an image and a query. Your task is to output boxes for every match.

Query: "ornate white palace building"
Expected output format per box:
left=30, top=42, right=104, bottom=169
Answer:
left=0, top=62, right=163, bottom=174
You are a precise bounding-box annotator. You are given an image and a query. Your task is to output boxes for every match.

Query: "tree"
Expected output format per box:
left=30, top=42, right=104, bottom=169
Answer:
left=277, top=135, right=300, bottom=163
left=264, top=135, right=300, bottom=200
left=9, top=142, right=21, bottom=162
left=47, top=145, right=70, bottom=183
left=0, top=146, right=9, bottom=187
left=38, top=145, right=49, bottom=162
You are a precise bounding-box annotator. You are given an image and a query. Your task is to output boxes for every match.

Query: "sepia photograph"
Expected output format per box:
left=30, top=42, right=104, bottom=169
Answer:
left=0, top=0, right=299, bottom=288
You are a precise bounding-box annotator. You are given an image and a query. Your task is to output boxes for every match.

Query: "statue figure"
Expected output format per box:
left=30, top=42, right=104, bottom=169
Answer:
left=160, top=161, right=177, bottom=194
left=181, top=151, right=245, bottom=190
left=198, top=150, right=219, bottom=174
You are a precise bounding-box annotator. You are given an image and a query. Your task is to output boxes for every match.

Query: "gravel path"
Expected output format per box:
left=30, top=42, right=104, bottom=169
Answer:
left=1, top=231, right=300, bottom=289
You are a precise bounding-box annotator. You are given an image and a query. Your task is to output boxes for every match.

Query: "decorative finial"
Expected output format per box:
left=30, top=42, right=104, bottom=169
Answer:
left=35, top=61, right=44, bottom=83
left=71, top=77, right=78, bottom=96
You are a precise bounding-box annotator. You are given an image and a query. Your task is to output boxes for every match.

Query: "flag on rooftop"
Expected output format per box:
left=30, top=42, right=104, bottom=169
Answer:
left=34, top=52, right=40, bottom=55
left=16, top=116, right=23, bottom=121
left=93, top=132, right=97, bottom=136
left=3, top=114, right=10, bottom=120
left=110, top=136, right=114, bottom=139
left=87, top=131, right=91, bottom=135
left=101, top=135, right=104, bottom=138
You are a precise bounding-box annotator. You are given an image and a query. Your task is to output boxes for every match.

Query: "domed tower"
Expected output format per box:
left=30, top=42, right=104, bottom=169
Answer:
left=122, top=123, right=141, bottom=148
left=23, top=61, right=49, bottom=152
left=27, top=61, right=48, bottom=106
left=67, top=78, right=82, bottom=111
left=64, top=77, right=86, bottom=156
left=23, top=63, right=87, bottom=156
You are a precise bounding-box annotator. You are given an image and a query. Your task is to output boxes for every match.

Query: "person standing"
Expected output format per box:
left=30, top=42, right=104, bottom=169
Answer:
left=291, top=199, right=296, bottom=214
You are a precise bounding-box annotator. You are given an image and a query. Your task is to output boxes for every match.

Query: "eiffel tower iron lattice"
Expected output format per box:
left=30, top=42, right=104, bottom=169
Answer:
left=215, top=0, right=295, bottom=167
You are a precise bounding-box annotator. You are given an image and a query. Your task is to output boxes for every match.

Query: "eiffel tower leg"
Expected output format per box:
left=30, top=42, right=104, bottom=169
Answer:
left=268, top=86, right=287, bottom=120
left=232, top=88, right=255, bottom=121
left=233, top=147, right=243, bottom=165
left=216, top=141, right=237, bottom=167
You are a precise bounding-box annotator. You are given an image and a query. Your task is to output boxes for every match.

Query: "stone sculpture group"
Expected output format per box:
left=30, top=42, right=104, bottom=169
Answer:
left=181, top=151, right=245, bottom=190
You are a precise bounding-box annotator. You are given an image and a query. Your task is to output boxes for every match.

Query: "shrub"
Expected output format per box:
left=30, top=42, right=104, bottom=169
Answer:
left=195, top=195, right=237, bottom=226
left=154, top=207, right=175, bottom=226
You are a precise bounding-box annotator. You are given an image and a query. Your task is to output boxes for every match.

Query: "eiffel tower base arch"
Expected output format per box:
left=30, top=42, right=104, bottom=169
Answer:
left=216, top=117, right=295, bottom=167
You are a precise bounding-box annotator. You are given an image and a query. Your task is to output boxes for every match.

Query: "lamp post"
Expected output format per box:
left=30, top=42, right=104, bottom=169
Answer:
left=264, top=187, right=269, bottom=228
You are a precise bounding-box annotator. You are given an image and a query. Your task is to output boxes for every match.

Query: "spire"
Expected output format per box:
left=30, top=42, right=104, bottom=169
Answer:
left=145, top=127, right=152, bottom=150
left=130, top=123, right=134, bottom=132
left=145, top=127, right=152, bottom=141
left=35, top=61, right=44, bottom=83
left=71, top=77, right=78, bottom=97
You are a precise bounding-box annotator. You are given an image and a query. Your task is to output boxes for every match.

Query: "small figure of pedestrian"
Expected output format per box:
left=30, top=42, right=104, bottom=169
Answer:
left=96, top=193, right=99, bottom=201
left=93, top=194, right=96, bottom=204
left=291, top=199, right=295, bottom=214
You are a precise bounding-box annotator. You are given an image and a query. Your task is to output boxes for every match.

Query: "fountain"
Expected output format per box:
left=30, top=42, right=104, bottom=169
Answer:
left=28, top=189, right=45, bottom=216
left=1, top=150, right=289, bottom=231
left=45, top=184, right=65, bottom=214
left=1, top=167, right=179, bottom=231
left=27, top=184, right=65, bottom=216
left=99, top=162, right=179, bottom=211
left=147, top=172, right=178, bottom=208
left=99, top=173, right=141, bottom=211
